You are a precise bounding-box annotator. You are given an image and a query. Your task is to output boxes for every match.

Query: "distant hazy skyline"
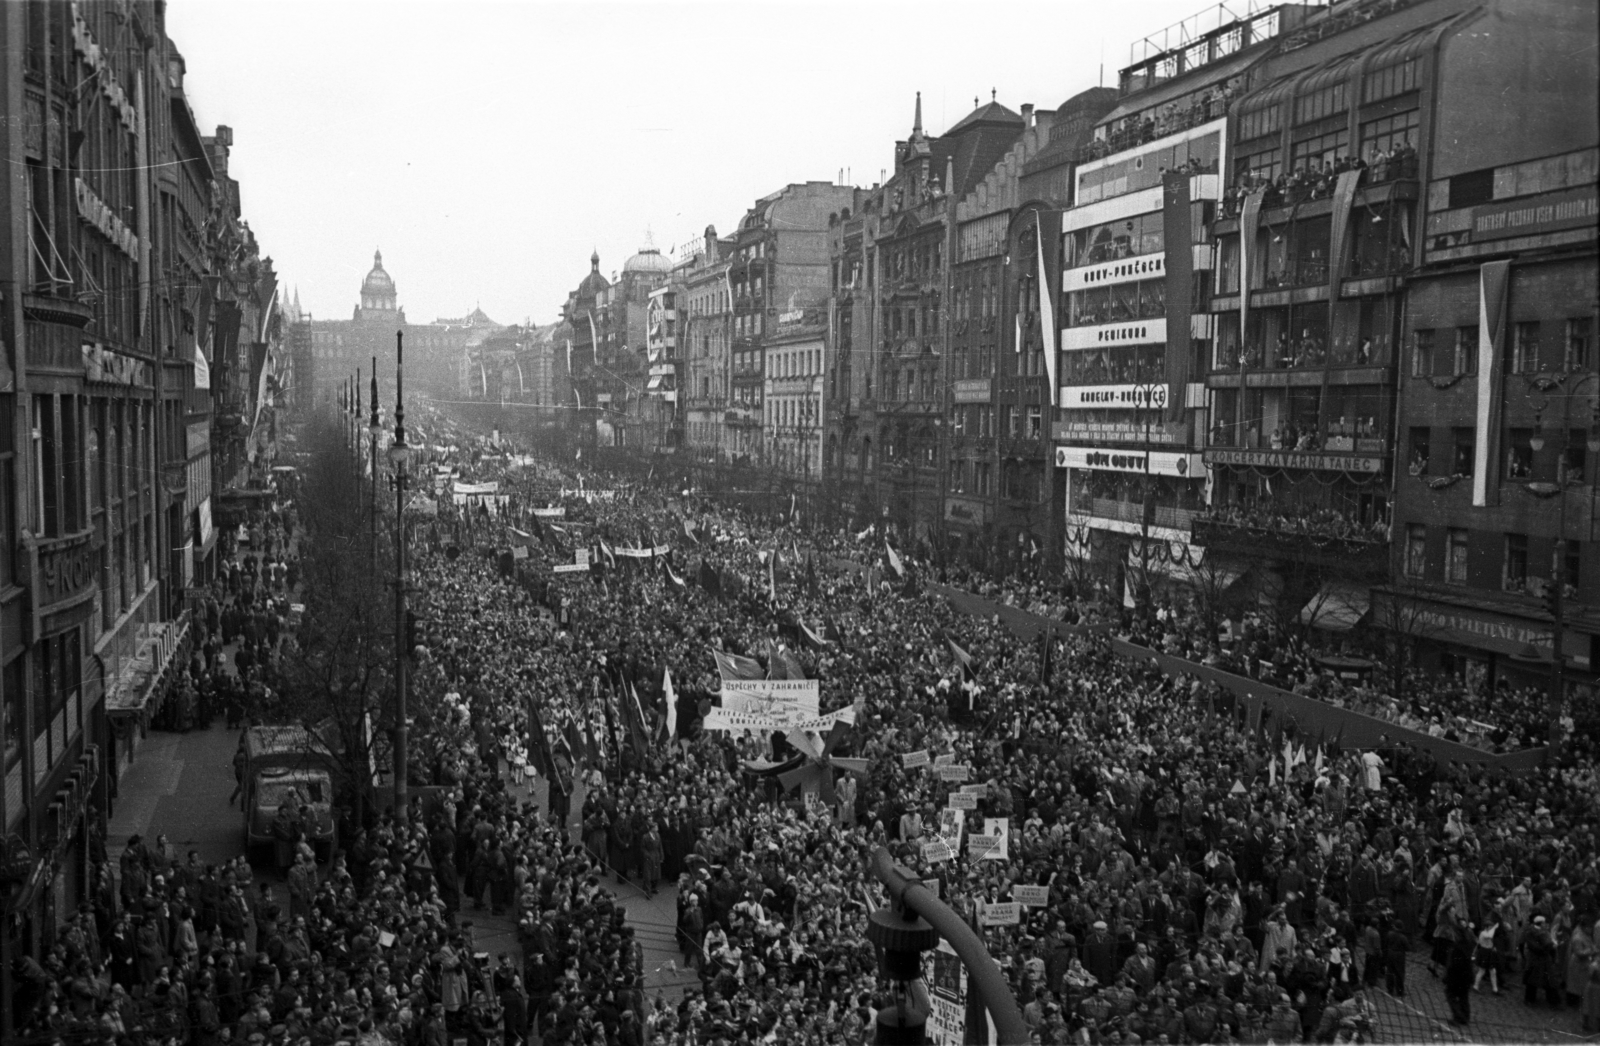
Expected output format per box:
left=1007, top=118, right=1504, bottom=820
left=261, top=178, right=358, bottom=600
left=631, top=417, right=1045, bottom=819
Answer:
left=167, top=0, right=1213, bottom=328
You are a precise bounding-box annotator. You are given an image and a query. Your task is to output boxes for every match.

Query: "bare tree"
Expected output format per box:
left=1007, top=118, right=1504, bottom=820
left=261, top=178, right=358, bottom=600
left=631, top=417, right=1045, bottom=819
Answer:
left=272, top=413, right=397, bottom=824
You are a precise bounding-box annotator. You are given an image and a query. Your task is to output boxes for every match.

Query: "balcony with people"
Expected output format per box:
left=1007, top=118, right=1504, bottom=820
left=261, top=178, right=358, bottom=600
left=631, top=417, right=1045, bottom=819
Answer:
left=1067, top=469, right=1205, bottom=534
left=1192, top=493, right=1391, bottom=572
left=1219, top=144, right=1417, bottom=218
left=1207, top=307, right=1393, bottom=380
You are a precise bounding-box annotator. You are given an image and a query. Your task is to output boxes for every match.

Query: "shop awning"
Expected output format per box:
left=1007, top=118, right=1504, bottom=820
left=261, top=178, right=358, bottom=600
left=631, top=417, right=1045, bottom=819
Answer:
left=105, top=613, right=191, bottom=718
left=1301, top=583, right=1371, bottom=631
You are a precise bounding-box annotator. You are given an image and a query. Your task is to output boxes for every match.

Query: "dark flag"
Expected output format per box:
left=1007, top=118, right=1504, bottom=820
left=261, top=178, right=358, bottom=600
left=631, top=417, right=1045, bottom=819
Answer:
left=528, top=699, right=557, bottom=781
left=697, top=560, right=721, bottom=594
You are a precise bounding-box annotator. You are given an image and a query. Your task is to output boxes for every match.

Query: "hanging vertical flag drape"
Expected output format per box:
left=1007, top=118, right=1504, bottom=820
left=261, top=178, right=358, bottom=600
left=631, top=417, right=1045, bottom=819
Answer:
left=1036, top=211, right=1058, bottom=405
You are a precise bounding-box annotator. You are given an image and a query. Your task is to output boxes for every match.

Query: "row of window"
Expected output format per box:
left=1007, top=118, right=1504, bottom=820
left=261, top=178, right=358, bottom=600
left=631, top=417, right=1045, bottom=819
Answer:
left=1403, top=524, right=1580, bottom=593
left=1411, top=319, right=1593, bottom=378
left=1238, top=57, right=1418, bottom=146
left=1406, top=425, right=1590, bottom=484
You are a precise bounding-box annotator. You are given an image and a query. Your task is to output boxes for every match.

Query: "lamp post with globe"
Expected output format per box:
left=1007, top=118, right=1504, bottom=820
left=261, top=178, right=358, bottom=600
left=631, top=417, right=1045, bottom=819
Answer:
left=387, top=331, right=415, bottom=811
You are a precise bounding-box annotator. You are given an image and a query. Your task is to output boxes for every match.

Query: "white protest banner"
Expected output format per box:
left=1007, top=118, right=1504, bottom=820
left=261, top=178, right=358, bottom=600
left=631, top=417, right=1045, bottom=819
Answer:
left=791, top=708, right=856, bottom=732
left=652, top=545, right=671, bottom=557
left=920, top=839, right=954, bottom=864
left=575, top=549, right=591, bottom=567
left=452, top=481, right=500, bottom=495
left=705, top=705, right=854, bottom=734
left=960, top=783, right=989, bottom=796
left=532, top=506, right=566, bottom=518
left=902, top=750, right=931, bottom=769
left=511, top=546, right=529, bottom=560
left=947, top=793, right=979, bottom=811
left=980, top=902, right=1021, bottom=926
left=936, top=764, right=971, bottom=783
left=551, top=563, right=589, bottom=574
left=702, top=708, right=782, bottom=733
left=966, top=834, right=999, bottom=859
left=719, top=679, right=820, bottom=721
left=1012, top=885, right=1050, bottom=907
left=982, top=817, right=1010, bottom=861
left=933, top=753, right=955, bottom=767
left=615, top=546, right=655, bottom=559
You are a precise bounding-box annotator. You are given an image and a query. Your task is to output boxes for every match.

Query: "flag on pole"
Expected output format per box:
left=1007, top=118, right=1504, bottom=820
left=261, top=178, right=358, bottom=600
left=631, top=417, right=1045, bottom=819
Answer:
left=528, top=700, right=557, bottom=780
left=623, top=679, right=651, bottom=758
left=713, top=649, right=764, bottom=683
left=767, top=550, right=777, bottom=604
left=663, top=666, right=679, bottom=739
left=665, top=561, right=686, bottom=588
left=886, top=541, right=904, bottom=578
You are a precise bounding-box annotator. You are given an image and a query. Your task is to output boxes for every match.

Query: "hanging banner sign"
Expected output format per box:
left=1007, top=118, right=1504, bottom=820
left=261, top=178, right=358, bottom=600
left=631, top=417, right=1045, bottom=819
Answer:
left=532, top=506, right=566, bottom=518
left=902, top=750, right=931, bottom=769
left=1012, top=885, right=1050, bottom=907
left=453, top=481, right=499, bottom=495
left=551, top=563, right=590, bottom=574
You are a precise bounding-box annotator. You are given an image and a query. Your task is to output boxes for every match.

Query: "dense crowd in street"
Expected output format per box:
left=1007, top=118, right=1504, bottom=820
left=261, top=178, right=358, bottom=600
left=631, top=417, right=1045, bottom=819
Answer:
left=10, top=409, right=1600, bottom=1046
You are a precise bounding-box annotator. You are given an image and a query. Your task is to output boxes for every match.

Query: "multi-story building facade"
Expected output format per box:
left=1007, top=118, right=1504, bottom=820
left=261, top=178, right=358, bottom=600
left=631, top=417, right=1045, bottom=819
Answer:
left=561, top=246, right=670, bottom=453
left=0, top=3, right=286, bottom=1016
left=643, top=284, right=680, bottom=452
left=1192, top=0, right=1473, bottom=636
left=711, top=183, right=854, bottom=480
left=764, top=306, right=826, bottom=497
left=1383, top=0, right=1597, bottom=706
left=942, top=91, right=1114, bottom=574
left=1056, top=4, right=1316, bottom=607
left=826, top=97, right=1031, bottom=542
left=677, top=227, right=735, bottom=471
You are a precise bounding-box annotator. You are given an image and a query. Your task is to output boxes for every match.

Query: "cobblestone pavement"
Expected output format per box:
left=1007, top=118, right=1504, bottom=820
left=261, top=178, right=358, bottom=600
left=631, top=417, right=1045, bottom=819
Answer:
left=1360, top=950, right=1592, bottom=1044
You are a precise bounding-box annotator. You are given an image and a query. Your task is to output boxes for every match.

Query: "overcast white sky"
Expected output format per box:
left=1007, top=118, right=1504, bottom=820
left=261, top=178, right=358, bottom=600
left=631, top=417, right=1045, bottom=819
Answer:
left=166, top=0, right=1210, bottom=328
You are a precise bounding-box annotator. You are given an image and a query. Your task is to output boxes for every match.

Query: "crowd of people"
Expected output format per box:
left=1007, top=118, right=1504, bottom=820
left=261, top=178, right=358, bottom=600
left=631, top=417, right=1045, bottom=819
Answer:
left=12, top=406, right=1600, bottom=1046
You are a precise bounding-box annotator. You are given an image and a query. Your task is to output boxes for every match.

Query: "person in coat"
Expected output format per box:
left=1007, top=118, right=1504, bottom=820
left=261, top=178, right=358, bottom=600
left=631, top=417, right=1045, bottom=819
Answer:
left=640, top=823, right=663, bottom=896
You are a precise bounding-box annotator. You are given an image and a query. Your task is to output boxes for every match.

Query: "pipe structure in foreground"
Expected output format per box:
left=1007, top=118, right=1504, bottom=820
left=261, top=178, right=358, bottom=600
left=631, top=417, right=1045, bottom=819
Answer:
left=869, top=846, right=1029, bottom=1046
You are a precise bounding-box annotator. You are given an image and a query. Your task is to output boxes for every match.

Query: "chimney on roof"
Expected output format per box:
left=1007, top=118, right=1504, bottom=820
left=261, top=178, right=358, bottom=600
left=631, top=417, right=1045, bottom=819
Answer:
left=1022, top=103, right=1035, bottom=127
left=945, top=156, right=954, bottom=197
left=913, top=91, right=923, bottom=136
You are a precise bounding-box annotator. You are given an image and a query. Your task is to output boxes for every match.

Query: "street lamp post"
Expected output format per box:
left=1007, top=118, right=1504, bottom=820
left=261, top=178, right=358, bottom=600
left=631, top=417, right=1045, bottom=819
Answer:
left=388, top=331, right=414, bottom=813
left=369, top=359, right=381, bottom=575
left=1523, top=371, right=1599, bottom=761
